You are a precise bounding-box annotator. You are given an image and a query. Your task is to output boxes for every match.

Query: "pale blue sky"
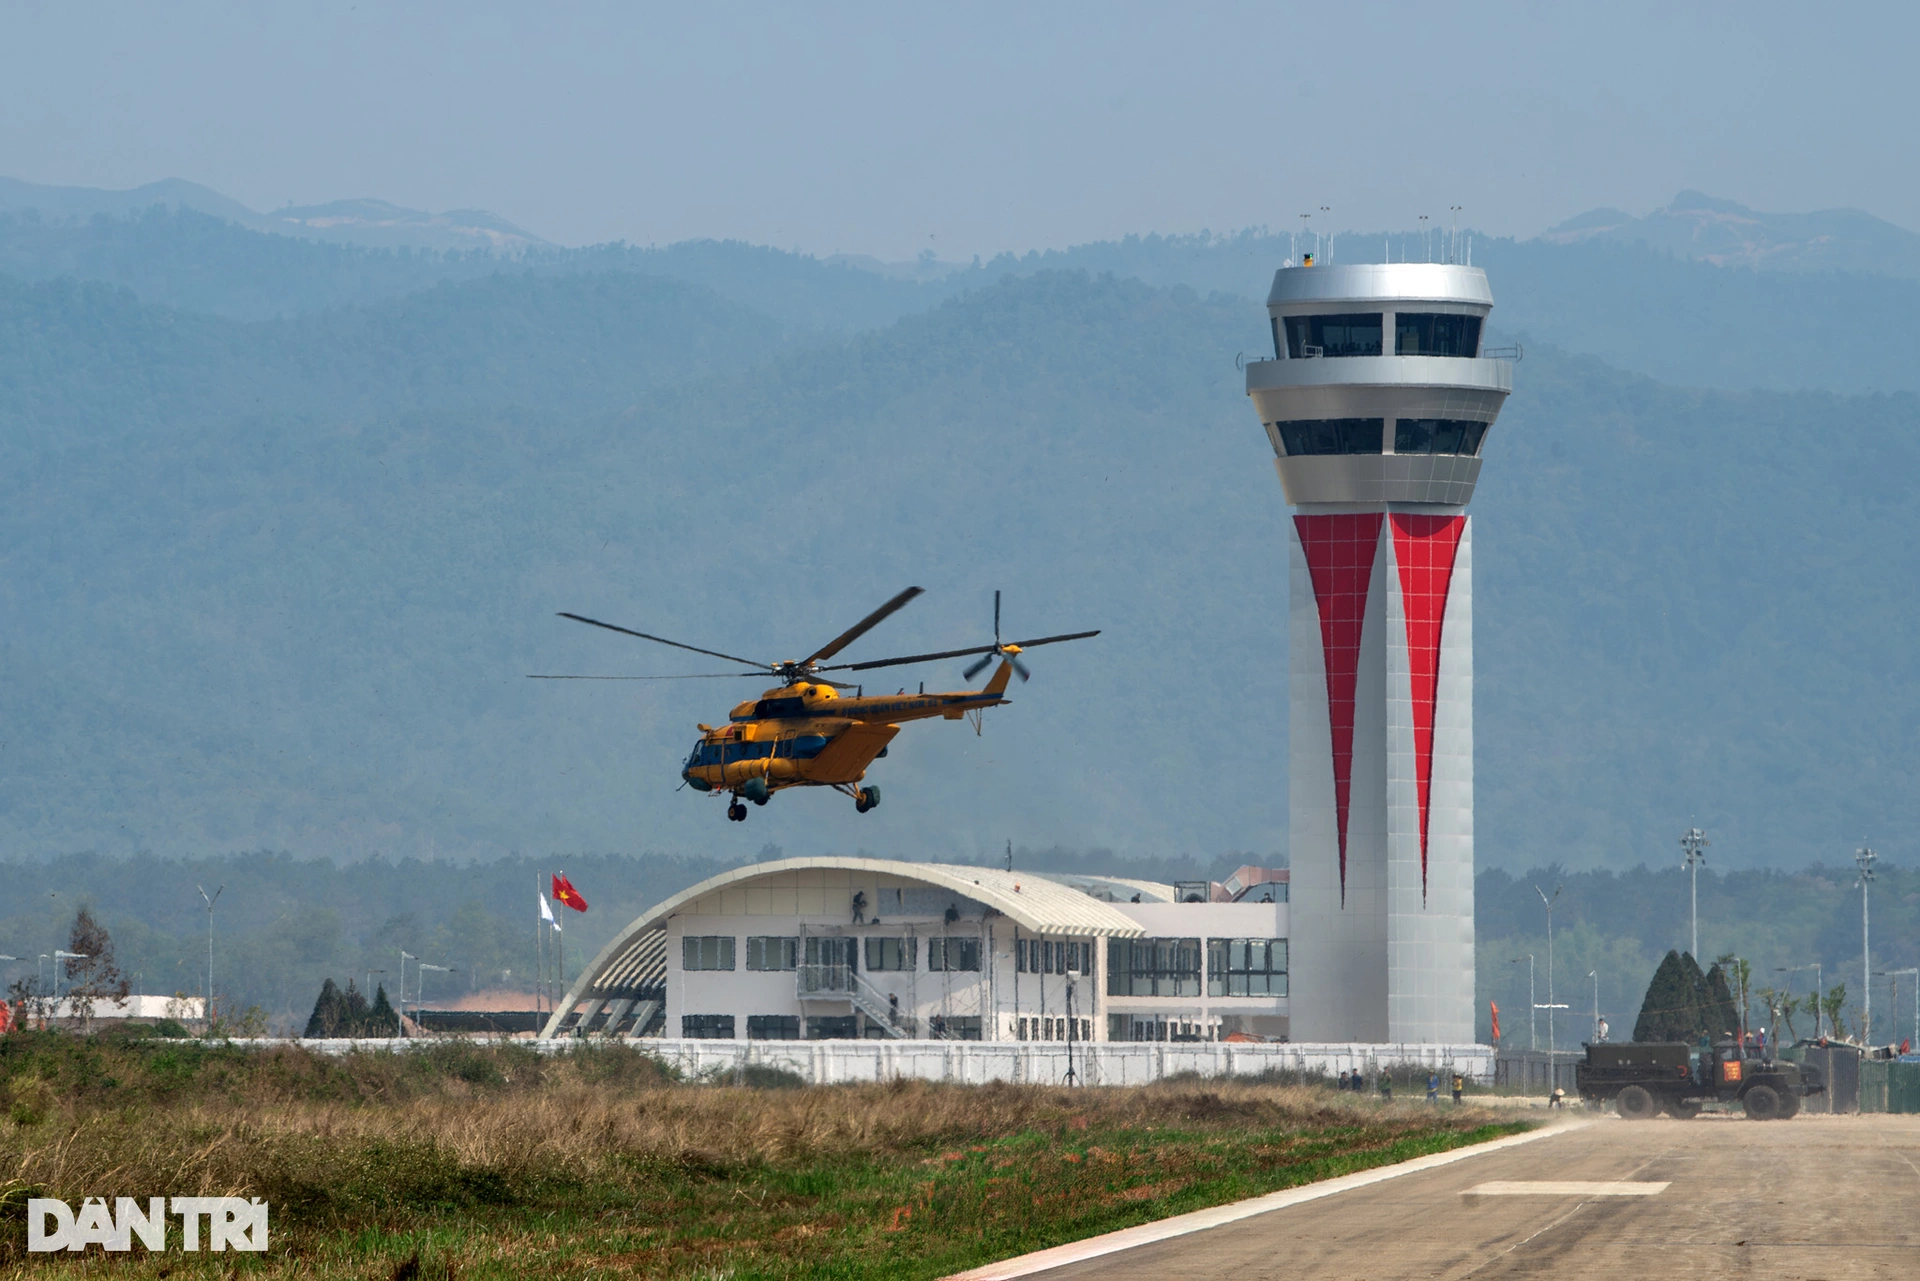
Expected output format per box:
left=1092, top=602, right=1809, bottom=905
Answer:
left=3, top=1, right=1913, bottom=259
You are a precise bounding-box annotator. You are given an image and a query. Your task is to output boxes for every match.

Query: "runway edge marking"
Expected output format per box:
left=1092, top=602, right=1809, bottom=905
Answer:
left=944, top=1117, right=1591, bottom=1281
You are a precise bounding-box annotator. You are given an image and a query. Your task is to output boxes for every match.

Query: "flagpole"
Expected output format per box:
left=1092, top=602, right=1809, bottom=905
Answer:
left=536, top=872, right=546, bottom=1020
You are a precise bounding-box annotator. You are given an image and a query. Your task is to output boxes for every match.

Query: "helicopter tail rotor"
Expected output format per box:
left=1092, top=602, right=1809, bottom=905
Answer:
left=963, top=590, right=1036, bottom=682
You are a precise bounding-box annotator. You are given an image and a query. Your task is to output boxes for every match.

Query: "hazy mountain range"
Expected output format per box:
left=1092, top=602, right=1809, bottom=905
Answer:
left=0, top=176, right=549, bottom=254
left=1, top=180, right=1917, bottom=879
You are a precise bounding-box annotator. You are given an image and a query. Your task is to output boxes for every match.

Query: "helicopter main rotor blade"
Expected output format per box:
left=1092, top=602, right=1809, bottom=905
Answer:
left=527, top=672, right=765, bottom=680
left=556, top=613, right=769, bottom=670
left=828, top=629, right=1100, bottom=675
left=799, top=586, right=924, bottom=666
left=831, top=642, right=1000, bottom=673
left=1008, top=630, right=1101, bottom=649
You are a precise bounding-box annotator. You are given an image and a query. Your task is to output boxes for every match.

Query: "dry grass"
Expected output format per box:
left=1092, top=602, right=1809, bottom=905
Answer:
left=0, top=1035, right=1523, bottom=1278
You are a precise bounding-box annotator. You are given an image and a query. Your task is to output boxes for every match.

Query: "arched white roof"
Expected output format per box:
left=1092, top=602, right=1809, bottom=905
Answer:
left=544, top=856, right=1144, bottom=1038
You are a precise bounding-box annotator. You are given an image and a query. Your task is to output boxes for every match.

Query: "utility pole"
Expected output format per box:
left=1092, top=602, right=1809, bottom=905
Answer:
left=1588, top=969, right=1601, bottom=1043
left=1680, top=828, right=1708, bottom=960
left=1510, top=955, right=1536, bottom=1051
left=1856, top=846, right=1877, bottom=1043
left=196, top=884, right=222, bottom=1035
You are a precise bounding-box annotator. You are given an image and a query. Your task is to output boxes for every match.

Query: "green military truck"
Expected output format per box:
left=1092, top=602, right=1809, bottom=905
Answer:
left=1575, top=1040, right=1825, bottom=1120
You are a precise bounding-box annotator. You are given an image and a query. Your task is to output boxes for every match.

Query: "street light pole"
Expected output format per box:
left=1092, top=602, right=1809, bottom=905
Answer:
left=1534, top=884, right=1562, bottom=1060
left=1680, top=828, right=1709, bottom=960
left=1856, top=846, right=1877, bottom=1043
left=1509, top=955, right=1536, bottom=1052
left=1588, top=969, right=1601, bottom=1042
left=196, top=885, right=222, bottom=1035
left=399, top=951, right=415, bottom=1037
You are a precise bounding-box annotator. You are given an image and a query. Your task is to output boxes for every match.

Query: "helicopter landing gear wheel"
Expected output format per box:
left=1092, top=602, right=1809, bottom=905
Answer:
left=727, top=801, right=747, bottom=822
left=854, top=786, right=881, bottom=814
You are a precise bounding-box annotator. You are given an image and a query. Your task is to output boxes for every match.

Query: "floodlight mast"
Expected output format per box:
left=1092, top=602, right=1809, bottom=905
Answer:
left=1679, top=828, right=1708, bottom=961
left=1856, top=846, right=1877, bottom=1042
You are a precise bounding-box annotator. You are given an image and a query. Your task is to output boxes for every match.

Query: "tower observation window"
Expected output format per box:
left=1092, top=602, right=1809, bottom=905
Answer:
left=1274, top=418, right=1384, bottom=456
left=1393, top=419, right=1489, bottom=456
left=1394, top=313, right=1482, bottom=357
left=1285, top=314, right=1383, bottom=358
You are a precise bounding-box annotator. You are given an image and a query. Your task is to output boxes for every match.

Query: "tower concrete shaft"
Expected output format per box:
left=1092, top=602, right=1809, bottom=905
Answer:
left=1244, top=262, right=1513, bottom=1044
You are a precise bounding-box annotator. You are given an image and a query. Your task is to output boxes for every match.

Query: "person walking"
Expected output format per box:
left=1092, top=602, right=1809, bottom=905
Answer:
left=1451, top=1072, right=1465, bottom=1104
left=1378, top=1069, right=1392, bottom=1101
left=1427, top=1071, right=1440, bottom=1103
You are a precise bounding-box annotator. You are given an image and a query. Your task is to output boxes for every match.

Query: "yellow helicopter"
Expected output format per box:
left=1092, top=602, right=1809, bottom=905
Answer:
left=533, top=588, right=1097, bottom=820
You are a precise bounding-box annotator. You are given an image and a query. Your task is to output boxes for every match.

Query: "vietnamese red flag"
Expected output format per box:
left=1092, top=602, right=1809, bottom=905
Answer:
left=552, top=872, right=589, bottom=913
left=1489, top=1000, right=1501, bottom=1044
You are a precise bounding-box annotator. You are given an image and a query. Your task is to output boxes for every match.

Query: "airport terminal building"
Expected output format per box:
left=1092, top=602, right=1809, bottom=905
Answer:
left=541, top=856, right=1288, bottom=1044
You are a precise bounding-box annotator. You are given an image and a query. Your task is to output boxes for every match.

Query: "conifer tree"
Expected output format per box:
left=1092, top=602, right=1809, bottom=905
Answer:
left=1704, top=963, right=1741, bottom=1041
left=303, top=978, right=345, bottom=1038
left=367, top=985, right=398, bottom=1038
left=1634, top=949, right=1706, bottom=1042
left=339, top=980, right=371, bottom=1035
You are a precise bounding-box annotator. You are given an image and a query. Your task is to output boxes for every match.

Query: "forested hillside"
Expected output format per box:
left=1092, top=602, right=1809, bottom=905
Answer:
left=6, top=224, right=1920, bottom=872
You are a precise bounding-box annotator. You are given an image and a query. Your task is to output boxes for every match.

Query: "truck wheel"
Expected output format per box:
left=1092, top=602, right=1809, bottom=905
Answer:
left=1665, top=1099, right=1702, bottom=1120
left=1617, top=1085, right=1658, bottom=1120
left=1742, top=1084, right=1782, bottom=1121
left=1778, top=1091, right=1802, bottom=1119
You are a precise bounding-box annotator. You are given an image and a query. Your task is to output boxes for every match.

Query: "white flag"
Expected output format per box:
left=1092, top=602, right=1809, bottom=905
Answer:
left=539, top=894, right=556, bottom=924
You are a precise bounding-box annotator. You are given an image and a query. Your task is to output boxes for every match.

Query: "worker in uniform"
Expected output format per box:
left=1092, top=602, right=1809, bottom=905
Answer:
left=1452, top=1072, right=1465, bottom=1104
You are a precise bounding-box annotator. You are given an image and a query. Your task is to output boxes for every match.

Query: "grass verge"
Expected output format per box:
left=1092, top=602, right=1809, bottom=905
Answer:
left=0, top=1033, right=1526, bottom=1278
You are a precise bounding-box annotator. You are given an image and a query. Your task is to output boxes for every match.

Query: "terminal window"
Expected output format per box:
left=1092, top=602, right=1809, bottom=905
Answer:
left=928, top=1015, right=983, bottom=1040
left=1274, top=418, right=1385, bottom=456
left=928, top=937, right=982, bottom=972
left=807, top=1015, right=859, bottom=1039
left=1285, top=313, right=1383, bottom=357
left=747, top=1014, right=801, bottom=1039
left=1107, top=937, right=1202, bottom=997
left=864, top=936, right=918, bottom=971
left=1208, top=938, right=1289, bottom=997
left=746, top=936, right=799, bottom=971
left=1018, top=938, right=1092, bottom=974
left=1394, top=312, right=1483, bottom=357
left=682, top=935, right=736, bottom=971
left=682, top=1014, right=735, bottom=1038
left=1393, top=418, right=1489, bottom=456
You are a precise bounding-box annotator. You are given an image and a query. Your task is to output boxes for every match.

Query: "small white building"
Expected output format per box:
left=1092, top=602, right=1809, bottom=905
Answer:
left=541, top=856, right=1288, bottom=1044
left=46, top=995, right=205, bottom=1021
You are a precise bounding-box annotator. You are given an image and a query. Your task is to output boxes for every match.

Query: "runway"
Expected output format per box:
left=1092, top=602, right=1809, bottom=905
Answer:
left=996, top=1112, right=1920, bottom=1280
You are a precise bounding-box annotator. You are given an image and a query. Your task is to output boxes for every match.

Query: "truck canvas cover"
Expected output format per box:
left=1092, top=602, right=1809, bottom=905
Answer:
left=1585, top=1042, right=1689, bottom=1070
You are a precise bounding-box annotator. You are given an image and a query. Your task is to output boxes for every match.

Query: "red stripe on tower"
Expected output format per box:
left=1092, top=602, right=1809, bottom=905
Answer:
left=1389, top=514, right=1466, bottom=901
left=1295, top=513, right=1383, bottom=907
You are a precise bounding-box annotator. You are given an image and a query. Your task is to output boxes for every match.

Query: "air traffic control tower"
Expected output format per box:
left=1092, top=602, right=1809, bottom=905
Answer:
left=1244, top=260, right=1512, bottom=1043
